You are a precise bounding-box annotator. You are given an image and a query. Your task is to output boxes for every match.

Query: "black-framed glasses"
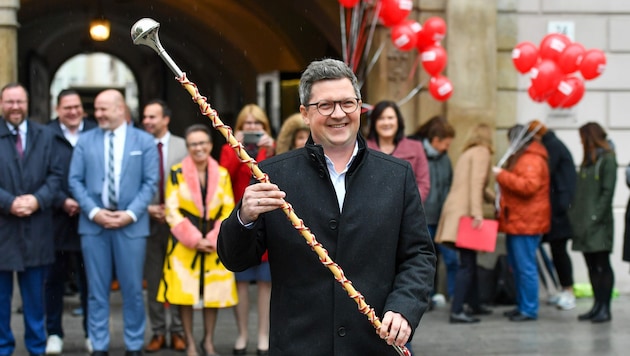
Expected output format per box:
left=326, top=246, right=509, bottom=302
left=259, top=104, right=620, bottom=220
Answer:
left=305, top=97, right=360, bottom=116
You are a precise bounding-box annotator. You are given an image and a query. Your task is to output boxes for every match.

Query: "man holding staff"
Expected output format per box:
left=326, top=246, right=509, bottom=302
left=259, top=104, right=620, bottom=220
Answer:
left=218, top=58, right=435, bottom=355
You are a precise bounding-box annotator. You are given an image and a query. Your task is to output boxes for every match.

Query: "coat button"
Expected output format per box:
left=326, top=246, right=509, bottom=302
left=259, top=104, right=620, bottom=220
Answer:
left=329, top=219, right=338, bottom=230
left=337, top=326, right=346, bottom=337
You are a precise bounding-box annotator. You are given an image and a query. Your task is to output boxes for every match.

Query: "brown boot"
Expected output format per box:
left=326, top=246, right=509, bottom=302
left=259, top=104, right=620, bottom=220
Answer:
left=145, top=334, right=166, bottom=353
left=171, top=333, right=187, bottom=352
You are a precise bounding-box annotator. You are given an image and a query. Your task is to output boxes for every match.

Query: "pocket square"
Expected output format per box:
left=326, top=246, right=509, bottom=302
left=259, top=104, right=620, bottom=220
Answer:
left=130, top=150, right=143, bottom=156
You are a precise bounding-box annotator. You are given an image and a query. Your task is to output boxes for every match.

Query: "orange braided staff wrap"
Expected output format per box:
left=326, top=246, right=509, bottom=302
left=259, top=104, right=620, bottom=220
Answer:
left=177, top=73, right=409, bottom=356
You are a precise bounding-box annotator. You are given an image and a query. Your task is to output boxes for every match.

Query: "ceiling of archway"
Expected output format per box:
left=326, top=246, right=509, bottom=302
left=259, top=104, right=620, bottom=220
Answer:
left=18, top=0, right=342, bottom=76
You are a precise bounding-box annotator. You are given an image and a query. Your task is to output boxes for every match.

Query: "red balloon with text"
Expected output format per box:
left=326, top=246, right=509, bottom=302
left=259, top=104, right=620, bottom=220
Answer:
left=512, top=41, right=539, bottom=74
left=561, top=76, right=585, bottom=107
left=421, top=45, right=447, bottom=76
left=379, top=0, right=413, bottom=27
left=579, top=49, right=606, bottom=80
left=429, top=75, right=453, bottom=101
left=557, top=42, right=585, bottom=74
left=391, top=20, right=421, bottom=51
left=530, top=59, right=562, bottom=97
left=539, top=33, right=571, bottom=62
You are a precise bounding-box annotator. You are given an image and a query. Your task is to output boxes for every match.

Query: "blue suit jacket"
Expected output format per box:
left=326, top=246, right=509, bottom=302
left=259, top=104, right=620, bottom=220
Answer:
left=69, top=124, right=159, bottom=238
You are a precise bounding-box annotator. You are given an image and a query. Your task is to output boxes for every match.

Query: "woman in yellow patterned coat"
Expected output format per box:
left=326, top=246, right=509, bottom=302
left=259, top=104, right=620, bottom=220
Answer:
left=158, top=124, right=237, bottom=356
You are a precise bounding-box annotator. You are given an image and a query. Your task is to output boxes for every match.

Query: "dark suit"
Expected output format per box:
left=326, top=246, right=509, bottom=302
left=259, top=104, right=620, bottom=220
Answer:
left=218, top=135, right=436, bottom=355
left=144, top=133, right=187, bottom=336
left=69, top=124, right=158, bottom=351
left=45, top=118, right=97, bottom=339
left=0, top=118, right=63, bottom=355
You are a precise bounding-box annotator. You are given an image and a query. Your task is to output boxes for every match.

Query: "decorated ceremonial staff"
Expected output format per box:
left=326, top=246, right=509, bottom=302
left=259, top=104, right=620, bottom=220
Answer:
left=131, top=18, right=411, bottom=356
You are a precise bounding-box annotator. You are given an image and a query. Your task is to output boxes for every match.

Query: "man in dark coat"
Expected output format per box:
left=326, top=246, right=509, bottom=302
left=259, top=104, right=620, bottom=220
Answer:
left=218, top=59, right=436, bottom=355
left=0, top=83, right=63, bottom=356
left=45, top=89, right=97, bottom=354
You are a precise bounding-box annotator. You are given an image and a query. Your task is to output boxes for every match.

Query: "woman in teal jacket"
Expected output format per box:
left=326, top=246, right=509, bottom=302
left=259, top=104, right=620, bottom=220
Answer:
left=569, top=122, right=617, bottom=323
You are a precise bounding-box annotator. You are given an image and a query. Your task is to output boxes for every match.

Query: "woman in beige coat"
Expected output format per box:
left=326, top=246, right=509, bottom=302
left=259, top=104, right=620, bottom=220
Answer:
left=435, top=123, right=495, bottom=324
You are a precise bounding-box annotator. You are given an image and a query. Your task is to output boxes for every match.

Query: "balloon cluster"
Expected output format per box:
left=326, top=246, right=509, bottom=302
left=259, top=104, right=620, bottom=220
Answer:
left=512, top=33, right=606, bottom=109
left=338, top=0, right=452, bottom=102
left=383, top=1, right=452, bottom=102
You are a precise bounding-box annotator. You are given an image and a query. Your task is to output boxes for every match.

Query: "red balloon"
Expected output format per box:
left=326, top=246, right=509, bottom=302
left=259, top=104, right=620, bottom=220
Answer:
left=379, top=0, right=413, bottom=27
left=539, top=33, right=571, bottom=62
left=562, top=76, right=585, bottom=107
left=421, top=45, right=447, bottom=76
left=415, top=27, right=438, bottom=52
left=530, top=59, right=562, bottom=97
left=391, top=20, right=421, bottom=51
left=579, top=49, right=606, bottom=80
left=512, top=41, right=539, bottom=74
left=545, top=76, right=585, bottom=108
left=528, top=84, right=547, bottom=103
left=428, top=75, right=453, bottom=101
left=557, top=42, right=585, bottom=74
left=422, top=17, right=446, bottom=42
left=338, top=0, right=360, bottom=8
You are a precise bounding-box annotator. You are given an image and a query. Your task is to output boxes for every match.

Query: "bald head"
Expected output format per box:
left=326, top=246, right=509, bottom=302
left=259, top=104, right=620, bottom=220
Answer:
left=94, top=89, right=126, bottom=131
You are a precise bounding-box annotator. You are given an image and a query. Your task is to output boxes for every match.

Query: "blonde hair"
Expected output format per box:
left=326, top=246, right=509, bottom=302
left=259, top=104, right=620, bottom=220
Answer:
left=462, top=123, right=494, bottom=154
left=234, top=104, right=272, bottom=135
left=276, top=113, right=309, bottom=154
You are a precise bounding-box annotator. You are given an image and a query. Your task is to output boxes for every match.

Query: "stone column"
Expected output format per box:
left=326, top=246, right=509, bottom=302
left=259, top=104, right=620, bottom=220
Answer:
left=445, top=0, right=497, bottom=156
left=0, top=0, right=19, bottom=86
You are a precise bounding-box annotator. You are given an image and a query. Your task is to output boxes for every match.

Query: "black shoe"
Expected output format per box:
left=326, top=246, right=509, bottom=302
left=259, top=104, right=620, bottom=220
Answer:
left=125, top=351, right=143, bottom=356
left=233, top=347, right=247, bottom=355
left=591, top=304, right=611, bottom=323
left=503, top=308, right=520, bottom=317
left=468, top=306, right=493, bottom=315
left=92, top=352, right=109, bottom=356
left=449, top=312, right=480, bottom=324
left=257, top=349, right=269, bottom=356
left=578, top=302, right=602, bottom=321
left=509, top=313, right=536, bottom=322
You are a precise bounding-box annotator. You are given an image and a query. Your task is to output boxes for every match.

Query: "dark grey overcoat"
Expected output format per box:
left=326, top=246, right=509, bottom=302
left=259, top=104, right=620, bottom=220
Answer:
left=218, top=135, right=436, bottom=356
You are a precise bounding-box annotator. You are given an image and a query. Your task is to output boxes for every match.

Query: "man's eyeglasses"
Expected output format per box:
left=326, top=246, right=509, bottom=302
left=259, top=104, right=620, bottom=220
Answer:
left=2, top=100, right=27, bottom=107
left=305, top=97, right=360, bottom=116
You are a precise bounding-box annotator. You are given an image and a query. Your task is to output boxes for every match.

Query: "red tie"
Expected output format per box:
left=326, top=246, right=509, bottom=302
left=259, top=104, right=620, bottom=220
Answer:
left=157, top=142, right=165, bottom=204
left=15, top=129, right=23, bottom=159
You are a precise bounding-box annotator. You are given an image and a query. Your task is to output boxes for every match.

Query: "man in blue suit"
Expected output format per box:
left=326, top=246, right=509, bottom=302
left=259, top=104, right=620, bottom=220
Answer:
left=69, top=89, right=158, bottom=356
left=0, top=83, right=63, bottom=356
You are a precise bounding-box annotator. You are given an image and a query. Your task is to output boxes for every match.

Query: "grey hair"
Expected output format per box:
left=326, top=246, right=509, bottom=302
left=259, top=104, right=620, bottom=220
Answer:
left=298, top=58, right=361, bottom=105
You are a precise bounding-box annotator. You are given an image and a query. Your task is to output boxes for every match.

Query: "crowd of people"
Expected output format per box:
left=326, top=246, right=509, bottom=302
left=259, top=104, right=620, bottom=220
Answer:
left=0, top=57, right=629, bottom=356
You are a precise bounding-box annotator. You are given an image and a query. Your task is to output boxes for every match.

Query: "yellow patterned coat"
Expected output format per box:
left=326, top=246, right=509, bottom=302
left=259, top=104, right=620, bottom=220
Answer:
left=157, top=155, right=237, bottom=308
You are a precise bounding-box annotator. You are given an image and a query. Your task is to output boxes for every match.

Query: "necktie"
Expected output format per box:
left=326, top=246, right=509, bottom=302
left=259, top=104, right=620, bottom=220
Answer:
left=15, top=128, right=23, bottom=159
left=107, top=132, right=117, bottom=209
left=157, top=142, right=165, bottom=204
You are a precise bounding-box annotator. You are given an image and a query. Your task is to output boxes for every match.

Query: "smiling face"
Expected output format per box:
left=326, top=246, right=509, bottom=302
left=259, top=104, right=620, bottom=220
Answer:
left=375, top=107, right=399, bottom=141
left=56, top=94, right=84, bottom=130
left=94, top=90, right=125, bottom=131
left=142, top=103, right=170, bottom=138
left=300, top=78, right=361, bottom=154
left=186, top=130, right=213, bottom=165
left=1, top=86, right=29, bottom=127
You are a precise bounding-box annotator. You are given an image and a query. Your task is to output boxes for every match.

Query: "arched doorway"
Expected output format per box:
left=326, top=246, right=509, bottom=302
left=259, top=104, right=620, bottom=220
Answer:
left=50, top=53, right=138, bottom=122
